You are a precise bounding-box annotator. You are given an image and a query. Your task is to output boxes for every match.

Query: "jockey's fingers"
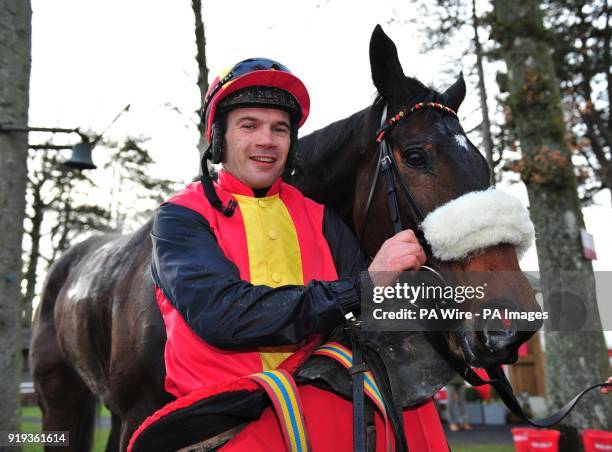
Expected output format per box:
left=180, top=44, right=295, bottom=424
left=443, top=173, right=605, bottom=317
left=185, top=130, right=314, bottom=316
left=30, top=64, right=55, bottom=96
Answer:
left=399, top=254, right=420, bottom=271
left=395, top=229, right=419, bottom=243
left=395, top=242, right=427, bottom=267
left=415, top=245, right=427, bottom=265
left=392, top=228, right=418, bottom=244
left=370, top=238, right=426, bottom=273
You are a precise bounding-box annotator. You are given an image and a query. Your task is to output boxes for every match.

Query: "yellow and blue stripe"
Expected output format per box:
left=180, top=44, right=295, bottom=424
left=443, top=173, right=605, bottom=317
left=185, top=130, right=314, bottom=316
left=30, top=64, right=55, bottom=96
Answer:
left=314, top=342, right=393, bottom=451
left=313, top=342, right=387, bottom=416
left=248, top=369, right=310, bottom=452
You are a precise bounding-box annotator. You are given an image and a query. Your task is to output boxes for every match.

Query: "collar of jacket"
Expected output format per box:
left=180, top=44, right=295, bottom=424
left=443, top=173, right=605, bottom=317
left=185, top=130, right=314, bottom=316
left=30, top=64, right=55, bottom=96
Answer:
left=217, top=169, right=283, bottom=197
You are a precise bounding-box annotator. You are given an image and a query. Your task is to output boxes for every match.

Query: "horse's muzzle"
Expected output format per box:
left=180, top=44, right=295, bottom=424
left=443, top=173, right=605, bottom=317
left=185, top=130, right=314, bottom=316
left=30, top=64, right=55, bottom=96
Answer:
left=471, top=299, right=542, bottom=364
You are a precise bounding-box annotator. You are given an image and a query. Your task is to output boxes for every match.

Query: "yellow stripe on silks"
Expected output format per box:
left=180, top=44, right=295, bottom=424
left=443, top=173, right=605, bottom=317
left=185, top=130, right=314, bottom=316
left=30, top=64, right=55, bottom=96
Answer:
left=252, top=371, right=309, bottom=452
left=314, top=343, right=393, bottom=451
left=233, top=193, right=304, bottom=371
left=314, top=344, right=388, bottom=418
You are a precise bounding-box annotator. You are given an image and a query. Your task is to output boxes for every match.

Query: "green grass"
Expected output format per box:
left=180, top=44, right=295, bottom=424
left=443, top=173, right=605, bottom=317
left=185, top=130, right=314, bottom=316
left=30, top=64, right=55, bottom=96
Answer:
left=21, top=404, right=110, bottom=418
left=92, top=427, right=111, bottom=451
left=20, top=422, right=110, bottom=452
left=21, top=406, right=42, bottom=418
left=20, top=423, right=45, bottom=452
left=20, top=405, right=111, bottom=452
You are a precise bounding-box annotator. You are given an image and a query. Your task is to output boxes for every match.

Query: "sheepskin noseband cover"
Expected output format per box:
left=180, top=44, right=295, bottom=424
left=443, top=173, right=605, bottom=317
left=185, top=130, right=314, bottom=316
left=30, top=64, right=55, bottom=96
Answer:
left=421, top=189, right=534, bottom=262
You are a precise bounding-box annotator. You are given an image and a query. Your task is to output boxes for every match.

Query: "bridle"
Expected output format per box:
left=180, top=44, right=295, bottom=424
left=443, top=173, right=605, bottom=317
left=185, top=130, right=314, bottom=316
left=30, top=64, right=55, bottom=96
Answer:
left=359, top=102, right=451, bottom=281
left=346, top=101, right=612, bottom=451
left=348, top=101, right=457, bottom=452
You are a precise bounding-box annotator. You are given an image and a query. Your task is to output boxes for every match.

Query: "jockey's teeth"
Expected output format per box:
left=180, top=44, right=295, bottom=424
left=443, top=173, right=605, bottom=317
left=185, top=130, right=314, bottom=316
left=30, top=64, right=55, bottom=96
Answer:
left=251, top=157, right=275, bottom=163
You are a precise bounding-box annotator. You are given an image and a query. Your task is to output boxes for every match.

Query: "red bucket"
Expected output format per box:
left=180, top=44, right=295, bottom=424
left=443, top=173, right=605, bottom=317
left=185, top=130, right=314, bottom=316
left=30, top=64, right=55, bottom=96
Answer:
left=512, top=427, right=536, bottom=452
left=582, top=429, right=612, bottom=452
left=526, top=429, right=561, bottom=452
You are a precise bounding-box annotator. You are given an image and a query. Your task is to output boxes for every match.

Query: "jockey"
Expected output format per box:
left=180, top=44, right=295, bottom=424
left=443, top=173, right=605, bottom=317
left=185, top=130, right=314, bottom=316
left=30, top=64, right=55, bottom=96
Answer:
left=150, top=57, right=447, bottom=451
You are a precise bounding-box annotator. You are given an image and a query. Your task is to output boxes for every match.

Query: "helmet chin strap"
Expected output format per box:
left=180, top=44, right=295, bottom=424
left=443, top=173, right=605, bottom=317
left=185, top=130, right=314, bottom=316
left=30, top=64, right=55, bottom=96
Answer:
left=200, top=145, right=237, bottom=217
left=210, top=119, right=225, bottom=164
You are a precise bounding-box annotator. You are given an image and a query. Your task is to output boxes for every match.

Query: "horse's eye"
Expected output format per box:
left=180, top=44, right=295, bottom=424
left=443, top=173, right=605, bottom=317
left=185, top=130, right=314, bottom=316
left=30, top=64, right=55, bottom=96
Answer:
left=405, top=150, right=427, bottom=168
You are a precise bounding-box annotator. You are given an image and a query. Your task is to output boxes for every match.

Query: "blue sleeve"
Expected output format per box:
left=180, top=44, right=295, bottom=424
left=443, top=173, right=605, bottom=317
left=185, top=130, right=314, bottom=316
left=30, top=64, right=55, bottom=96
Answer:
left=151, top=202, right=360, bottom=350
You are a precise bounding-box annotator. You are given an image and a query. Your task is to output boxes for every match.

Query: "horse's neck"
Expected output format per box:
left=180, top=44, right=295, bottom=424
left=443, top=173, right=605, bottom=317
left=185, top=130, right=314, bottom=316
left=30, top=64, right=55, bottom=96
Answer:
left=289, top=105, right=378, bottom=221
left=110, top=216, right=154, bottom=254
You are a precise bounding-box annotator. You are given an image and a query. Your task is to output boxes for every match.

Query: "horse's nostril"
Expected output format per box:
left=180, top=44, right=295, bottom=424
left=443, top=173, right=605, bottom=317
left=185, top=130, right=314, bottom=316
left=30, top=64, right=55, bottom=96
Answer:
left=478, top=328, right=518, bottom=353
left=476, top=298, right=542, bottom=334
left=475, top=299, right=532, bottom=354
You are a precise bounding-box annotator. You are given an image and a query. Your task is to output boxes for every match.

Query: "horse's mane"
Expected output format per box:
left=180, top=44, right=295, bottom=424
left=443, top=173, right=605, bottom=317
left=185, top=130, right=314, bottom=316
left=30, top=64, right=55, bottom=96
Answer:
left=296, top=107, right=371, bottom=168
left=123, top=216, right=154, bottom=248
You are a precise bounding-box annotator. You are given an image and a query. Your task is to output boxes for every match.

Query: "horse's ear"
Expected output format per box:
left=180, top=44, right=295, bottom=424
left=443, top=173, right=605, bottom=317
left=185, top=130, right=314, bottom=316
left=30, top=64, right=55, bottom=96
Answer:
left=443, top=72, right=466, bottom=112
left=370, top=25, right=405, bottom=98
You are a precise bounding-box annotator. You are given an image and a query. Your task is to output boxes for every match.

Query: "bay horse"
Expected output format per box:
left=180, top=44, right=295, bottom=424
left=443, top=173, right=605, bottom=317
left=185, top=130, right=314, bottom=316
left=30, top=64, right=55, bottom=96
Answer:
left=30, top=25, right=539, bottom=451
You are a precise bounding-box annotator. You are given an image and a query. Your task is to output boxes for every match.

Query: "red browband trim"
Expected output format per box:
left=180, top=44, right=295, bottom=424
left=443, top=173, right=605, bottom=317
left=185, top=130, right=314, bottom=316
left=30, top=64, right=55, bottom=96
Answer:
left=375, top=101, right=458, bottom=142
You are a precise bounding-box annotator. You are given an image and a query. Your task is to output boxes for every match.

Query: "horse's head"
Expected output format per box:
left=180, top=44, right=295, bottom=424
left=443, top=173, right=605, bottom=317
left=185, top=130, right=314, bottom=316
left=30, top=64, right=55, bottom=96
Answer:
left=356, top=25, right=540, bottom=368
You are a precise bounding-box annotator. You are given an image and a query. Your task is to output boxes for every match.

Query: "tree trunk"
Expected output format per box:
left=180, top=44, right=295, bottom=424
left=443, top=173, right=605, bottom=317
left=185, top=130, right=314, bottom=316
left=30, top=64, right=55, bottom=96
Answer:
left=192, top=0, right=209, bottom=172
left=22, top=179, right=44, bottom=329
left=0, top=0, right=32, bottom=437
left=492, top=1, right=612, bottom=450
left=471, top=0, right=495, bottom=185
left=582, top=114, right=612, bottom=203
left=605, top=0, right=611, bottom=132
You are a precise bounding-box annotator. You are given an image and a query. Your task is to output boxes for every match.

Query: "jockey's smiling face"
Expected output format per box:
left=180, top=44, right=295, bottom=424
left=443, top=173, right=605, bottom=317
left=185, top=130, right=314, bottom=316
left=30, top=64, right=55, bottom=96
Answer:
left=222, top=107, right=291, bottom=190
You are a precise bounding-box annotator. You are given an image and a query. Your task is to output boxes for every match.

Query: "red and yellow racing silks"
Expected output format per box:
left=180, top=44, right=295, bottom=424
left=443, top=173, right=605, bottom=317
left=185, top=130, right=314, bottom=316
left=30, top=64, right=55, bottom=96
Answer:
left=155, top=170, right=339, bottom=397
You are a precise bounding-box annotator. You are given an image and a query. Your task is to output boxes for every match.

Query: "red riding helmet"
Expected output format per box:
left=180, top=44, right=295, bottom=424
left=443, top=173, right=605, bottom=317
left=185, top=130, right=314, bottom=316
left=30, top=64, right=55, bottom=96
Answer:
left=203, top=58, right=310, bottom=142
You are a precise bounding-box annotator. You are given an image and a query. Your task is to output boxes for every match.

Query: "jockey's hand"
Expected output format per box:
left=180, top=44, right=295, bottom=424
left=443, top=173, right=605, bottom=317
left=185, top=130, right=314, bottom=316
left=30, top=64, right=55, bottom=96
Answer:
left=368, top=229, right=426, bottom=287
left=601, top=377, right=612, bottom=394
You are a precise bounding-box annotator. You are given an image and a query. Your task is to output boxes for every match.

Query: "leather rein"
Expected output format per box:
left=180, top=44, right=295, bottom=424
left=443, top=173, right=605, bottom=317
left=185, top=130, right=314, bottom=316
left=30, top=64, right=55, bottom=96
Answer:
left=347, top=101, right=611, bottom=451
